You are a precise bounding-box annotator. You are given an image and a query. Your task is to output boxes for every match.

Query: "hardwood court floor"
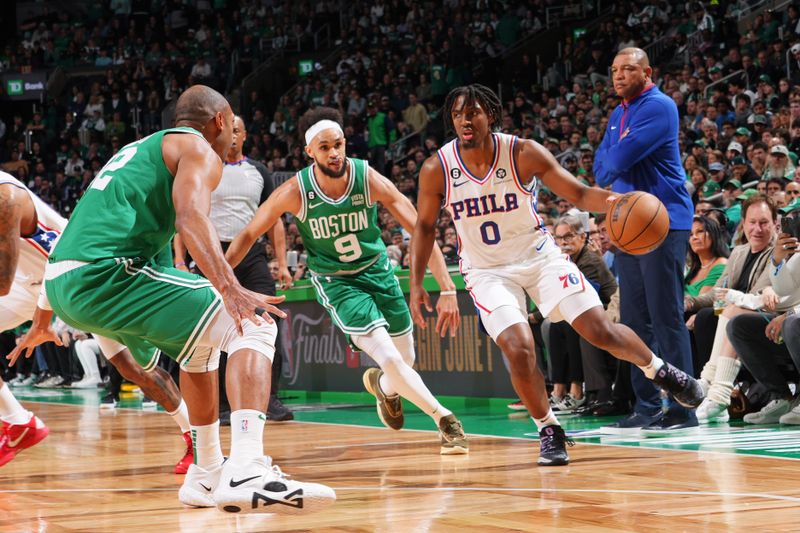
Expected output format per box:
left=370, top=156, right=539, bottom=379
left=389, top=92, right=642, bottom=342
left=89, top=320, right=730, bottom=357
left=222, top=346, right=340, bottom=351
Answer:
left=2, top=400, right=800, bottom=532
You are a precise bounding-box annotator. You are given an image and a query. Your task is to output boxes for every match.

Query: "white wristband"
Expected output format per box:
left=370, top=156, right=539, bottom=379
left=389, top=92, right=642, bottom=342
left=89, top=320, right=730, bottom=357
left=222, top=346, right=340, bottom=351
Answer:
left=439, top=290, right=457, bottom=296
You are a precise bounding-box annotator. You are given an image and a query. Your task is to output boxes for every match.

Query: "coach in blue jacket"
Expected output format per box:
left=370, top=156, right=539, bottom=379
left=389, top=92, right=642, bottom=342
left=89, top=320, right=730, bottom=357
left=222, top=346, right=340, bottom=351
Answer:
left=594, top=48, right=696, bottom=433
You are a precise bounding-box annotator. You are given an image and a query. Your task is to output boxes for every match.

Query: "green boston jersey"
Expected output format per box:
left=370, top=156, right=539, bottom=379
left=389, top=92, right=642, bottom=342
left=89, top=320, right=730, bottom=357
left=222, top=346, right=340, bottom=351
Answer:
left=296, top=158, right=386, bottom=275
left=51, top=127, right=204, bottom=263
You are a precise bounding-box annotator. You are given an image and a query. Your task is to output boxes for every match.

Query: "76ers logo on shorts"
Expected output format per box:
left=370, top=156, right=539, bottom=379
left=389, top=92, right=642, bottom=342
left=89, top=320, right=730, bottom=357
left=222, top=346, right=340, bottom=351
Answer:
left=558, top=273, right=581, bottom=288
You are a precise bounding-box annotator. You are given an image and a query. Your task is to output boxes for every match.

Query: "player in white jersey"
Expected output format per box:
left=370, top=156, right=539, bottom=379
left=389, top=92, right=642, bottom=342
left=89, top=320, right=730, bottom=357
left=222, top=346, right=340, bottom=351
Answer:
left=0, top=172, right=193, bottom=472
left=409, top=85, right=704, bottom=466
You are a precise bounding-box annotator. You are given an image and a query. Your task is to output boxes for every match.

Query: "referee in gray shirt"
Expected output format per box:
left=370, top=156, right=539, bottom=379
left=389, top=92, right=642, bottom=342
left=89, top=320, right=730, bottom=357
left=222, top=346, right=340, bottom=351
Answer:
left=174, top=116, right=293, bottom=422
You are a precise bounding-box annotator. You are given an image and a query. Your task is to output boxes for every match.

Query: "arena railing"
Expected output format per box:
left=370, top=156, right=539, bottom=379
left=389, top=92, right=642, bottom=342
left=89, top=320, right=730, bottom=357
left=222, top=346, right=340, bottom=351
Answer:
left=704, top=69, right=747, bottom=100
left=736, top=0, right=793, bottom=33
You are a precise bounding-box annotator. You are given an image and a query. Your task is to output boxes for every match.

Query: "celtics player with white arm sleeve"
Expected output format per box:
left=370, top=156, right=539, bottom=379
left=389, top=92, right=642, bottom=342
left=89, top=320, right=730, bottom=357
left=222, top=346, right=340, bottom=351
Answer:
left=9, top=86, right=335, bottom=514
left=226, top=107, right=469, bottom=454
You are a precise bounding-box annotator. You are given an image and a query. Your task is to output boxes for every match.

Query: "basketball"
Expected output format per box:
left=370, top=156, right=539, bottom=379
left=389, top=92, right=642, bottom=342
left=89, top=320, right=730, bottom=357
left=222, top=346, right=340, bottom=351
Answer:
left=606, top=191, right=670, bottom=255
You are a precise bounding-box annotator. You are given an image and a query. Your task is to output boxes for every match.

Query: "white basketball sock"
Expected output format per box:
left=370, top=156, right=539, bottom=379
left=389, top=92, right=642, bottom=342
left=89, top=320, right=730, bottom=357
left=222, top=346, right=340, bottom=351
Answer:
left=708, top=357, right=741, bottom=406
left=637, top=353, right=664, bottom=379
left=532, top=409, right=560, bottom=430
left=354, top=328, right=452, bottom=424
left=229, top=409, right=265, bottom=464
left=190, top=420, right=223, bottom=470
left=0, top=383, right=30, bottom=425
left=167, top=399, right=191, bottom=434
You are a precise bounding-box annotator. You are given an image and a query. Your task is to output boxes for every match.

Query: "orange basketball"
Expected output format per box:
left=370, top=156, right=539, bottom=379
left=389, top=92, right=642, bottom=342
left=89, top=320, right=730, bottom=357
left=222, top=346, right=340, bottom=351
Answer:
left=606, top=191, right=670, bottom=255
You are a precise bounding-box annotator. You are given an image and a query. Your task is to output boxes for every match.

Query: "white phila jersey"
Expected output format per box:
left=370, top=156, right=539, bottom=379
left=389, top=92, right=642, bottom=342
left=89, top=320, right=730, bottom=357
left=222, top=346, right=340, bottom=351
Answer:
left=438, top=132, right=545, bottom=269
left=0, top=172, right=66, bottom=289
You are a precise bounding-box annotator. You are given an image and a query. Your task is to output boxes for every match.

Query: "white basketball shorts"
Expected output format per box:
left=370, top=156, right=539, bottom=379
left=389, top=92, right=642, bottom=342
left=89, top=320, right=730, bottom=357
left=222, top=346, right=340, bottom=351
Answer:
left=462, top=233, right=602, bottom=340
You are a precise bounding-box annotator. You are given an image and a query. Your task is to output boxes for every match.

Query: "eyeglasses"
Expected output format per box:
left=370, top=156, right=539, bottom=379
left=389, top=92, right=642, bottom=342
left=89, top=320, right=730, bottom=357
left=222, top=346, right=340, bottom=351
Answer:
left=788, top=189, right=800, bottom=196
left=554, top=232, right=579, bottom=242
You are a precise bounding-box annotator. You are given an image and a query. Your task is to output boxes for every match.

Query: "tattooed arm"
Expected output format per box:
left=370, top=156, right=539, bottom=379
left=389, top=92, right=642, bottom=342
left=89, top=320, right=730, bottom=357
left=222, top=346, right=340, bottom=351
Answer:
left=0, top=184, right=23, bottom=296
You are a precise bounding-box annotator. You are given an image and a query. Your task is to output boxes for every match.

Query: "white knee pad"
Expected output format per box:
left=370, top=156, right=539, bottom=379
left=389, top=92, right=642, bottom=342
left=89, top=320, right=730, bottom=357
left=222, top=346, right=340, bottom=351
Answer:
left=182, top=346, right=222, bottom=373
left=227, top=318, right=277, bottom=361
left=391, top=332, right=416, bottom=367
left=198, top=311, right=277, bottom=370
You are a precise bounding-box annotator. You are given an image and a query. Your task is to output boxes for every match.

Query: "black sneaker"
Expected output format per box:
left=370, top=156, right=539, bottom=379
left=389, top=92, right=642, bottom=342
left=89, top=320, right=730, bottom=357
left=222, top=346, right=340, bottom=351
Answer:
left=537, top=425, right=573, bottom=466
left=100, top=392, right=119, bottom=410
left=573, top=400, right=601, bottom=416
left=651, top=362, right=704, bottom=408
left=639, top=413, right=699, bottom=437
left=592, top=400, right=632, bottom=417
left=266, top=395, right=294, bottom=421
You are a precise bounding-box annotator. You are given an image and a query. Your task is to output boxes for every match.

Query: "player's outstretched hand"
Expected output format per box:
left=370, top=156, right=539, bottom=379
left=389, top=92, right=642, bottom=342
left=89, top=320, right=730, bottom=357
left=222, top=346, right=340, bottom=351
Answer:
left=221, top=285, right=286, bottom=335
left=434, top=293, right=460, bottom=338
left=7, top=324, right=62, bottom=367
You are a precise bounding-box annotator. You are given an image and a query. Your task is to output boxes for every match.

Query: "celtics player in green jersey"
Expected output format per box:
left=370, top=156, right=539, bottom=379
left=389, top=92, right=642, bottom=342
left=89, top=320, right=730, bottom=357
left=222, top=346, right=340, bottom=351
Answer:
left=226, top=107, right=468, bottom=454
left=9, top=86, right=335, bottom=514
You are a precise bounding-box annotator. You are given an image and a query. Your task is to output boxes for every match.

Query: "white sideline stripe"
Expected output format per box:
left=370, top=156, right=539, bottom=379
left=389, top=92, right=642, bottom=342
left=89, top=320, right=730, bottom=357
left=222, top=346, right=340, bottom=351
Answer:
left=1, top=487, right=799, bottom=503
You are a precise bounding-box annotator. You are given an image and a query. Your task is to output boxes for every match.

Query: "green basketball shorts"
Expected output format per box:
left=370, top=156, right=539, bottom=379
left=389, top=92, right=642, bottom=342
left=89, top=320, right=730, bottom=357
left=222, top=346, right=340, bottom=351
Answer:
left=309, top=254, right=412, bottom=344
left=46, top=257, right=222, bottom=370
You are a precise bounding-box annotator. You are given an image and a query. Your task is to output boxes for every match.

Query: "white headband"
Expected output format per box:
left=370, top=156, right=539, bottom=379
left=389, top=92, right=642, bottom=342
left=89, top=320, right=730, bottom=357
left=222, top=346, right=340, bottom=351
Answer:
left=304, top=120, right=344, bottom=145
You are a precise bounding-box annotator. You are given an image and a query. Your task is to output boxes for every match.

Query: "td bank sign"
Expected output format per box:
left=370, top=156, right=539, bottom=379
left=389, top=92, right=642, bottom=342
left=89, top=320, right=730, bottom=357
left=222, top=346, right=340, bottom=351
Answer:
left=2, top=72, right=46, bottom=100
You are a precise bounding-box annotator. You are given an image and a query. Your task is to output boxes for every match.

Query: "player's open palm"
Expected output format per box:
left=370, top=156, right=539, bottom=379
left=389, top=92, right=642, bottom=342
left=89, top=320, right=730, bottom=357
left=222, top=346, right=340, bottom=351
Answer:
left=7, top=324, right=62, bottom=367
left=222, top=285, right=286, bottom=334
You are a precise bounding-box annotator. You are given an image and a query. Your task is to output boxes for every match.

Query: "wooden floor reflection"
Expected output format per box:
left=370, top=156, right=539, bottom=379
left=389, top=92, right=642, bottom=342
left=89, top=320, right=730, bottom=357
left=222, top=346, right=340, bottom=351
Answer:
left=2, top=402, right=800, bottom=532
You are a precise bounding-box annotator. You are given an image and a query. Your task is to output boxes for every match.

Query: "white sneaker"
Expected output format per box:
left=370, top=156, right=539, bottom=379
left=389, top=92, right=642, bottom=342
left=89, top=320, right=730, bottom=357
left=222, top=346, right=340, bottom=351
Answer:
left=71, top=376, right=102, bottom=389
left=553, top=395, right=586, bottom=413
left=20, top=374, right=38, bottom=386
left=179, top=462, right=223, bottom=508
left=214, top=456, right=336, bottom=515
left=7, top=375, right=24, bottom=387
left=743, top=399, right=793, bottom=424
left=696, top=399, right=729, bottom=423
left=779, top=403, right=800, bottom=425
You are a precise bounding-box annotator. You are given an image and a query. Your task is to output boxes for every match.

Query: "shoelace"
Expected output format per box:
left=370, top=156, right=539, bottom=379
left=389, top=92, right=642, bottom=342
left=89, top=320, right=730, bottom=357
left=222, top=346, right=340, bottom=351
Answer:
left=270, top=464, right=291, bottom=480
left=540, top=430, right=575, bottom=453
left=443, top=419, right=465, bottom=438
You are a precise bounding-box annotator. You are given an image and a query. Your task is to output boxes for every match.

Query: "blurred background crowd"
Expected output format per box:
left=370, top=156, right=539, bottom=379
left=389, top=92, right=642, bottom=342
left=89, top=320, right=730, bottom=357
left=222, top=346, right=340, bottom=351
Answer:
left=3, top=0, right=800, bottom=424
